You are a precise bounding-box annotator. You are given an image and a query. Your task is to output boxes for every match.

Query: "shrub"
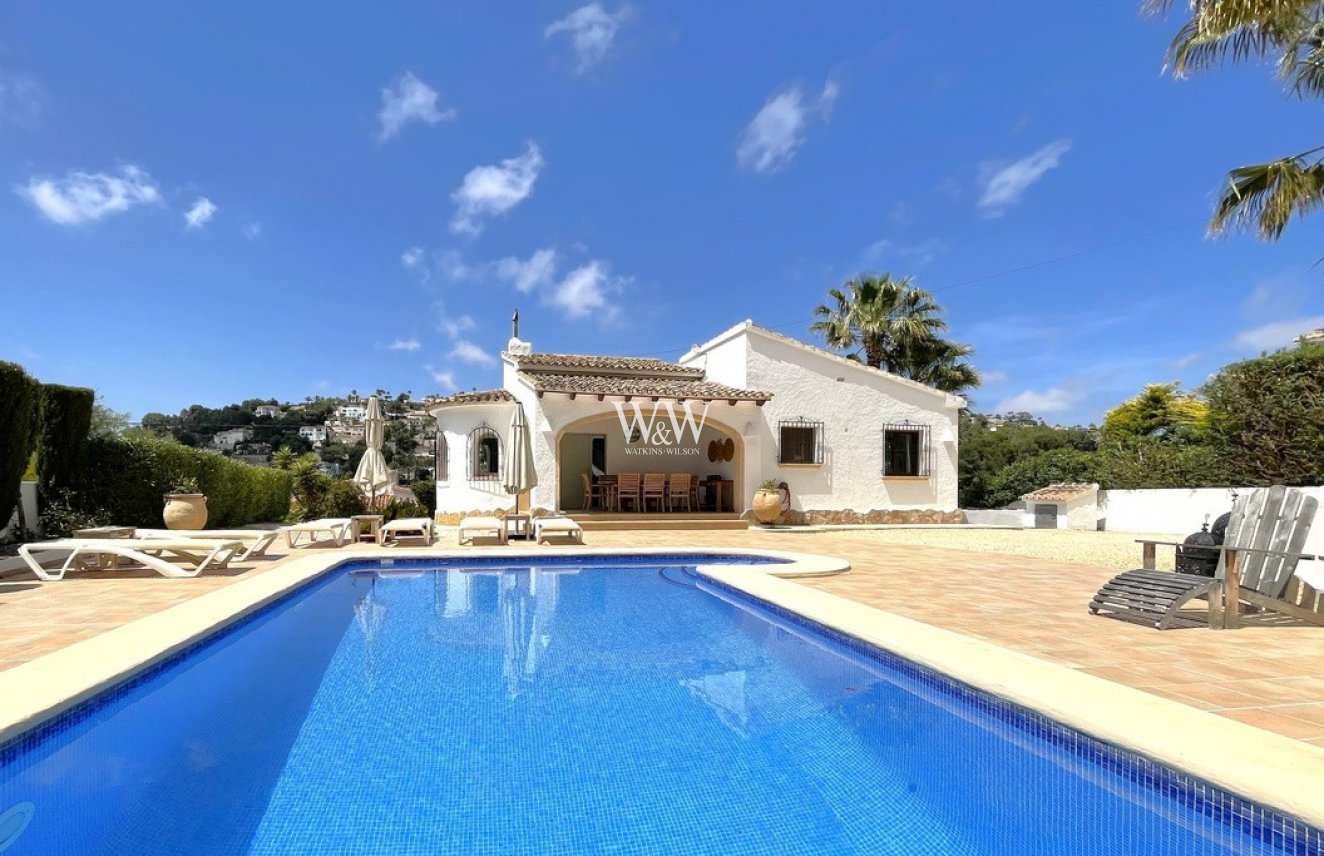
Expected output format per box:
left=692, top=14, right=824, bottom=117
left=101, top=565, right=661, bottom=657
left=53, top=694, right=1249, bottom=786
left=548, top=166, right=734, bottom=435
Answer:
left=318, top=480, right=366, bottom=518
left=0, top=362, right=42, bottom=533
left=77, top=435, right=292, bottom=527
left=410, top=479, right=436, bottom=515
left=39, top=488, right=112, bottom=538
left=382, top=499, right=429, bottom=522
left=984, top=448, right=1102, bottom=508
left=37, top=383, right=95, bottom=496
left=1096, top=439, right=1234, bottom=490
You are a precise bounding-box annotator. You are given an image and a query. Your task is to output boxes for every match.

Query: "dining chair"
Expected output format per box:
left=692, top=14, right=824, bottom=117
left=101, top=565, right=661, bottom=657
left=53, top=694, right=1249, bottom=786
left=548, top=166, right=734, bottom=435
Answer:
left=667, top=473, right=692, bottom=512
left=642, top=473, right=666, bottom=512
left=617, top=473, right=642, bottom=512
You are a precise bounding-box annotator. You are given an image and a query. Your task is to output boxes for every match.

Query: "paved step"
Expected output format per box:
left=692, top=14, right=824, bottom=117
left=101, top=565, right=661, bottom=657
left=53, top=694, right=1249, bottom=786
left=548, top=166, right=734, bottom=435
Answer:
left=567, top=513, right=749, bottom=532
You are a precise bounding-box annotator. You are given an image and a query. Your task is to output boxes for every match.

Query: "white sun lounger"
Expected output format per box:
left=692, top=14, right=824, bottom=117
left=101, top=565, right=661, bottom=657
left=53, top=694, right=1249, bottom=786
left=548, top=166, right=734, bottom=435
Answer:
left=280, top=518, right=353, bottom=548
left=381, top=517, right=434, bottom=546
left=18, top=537, right=246, bottom=581
left=534, top=516, right=584, bottom=544
left=458, top=516, right=506, bottom=546
left=136, top=528, right=281, bottom=561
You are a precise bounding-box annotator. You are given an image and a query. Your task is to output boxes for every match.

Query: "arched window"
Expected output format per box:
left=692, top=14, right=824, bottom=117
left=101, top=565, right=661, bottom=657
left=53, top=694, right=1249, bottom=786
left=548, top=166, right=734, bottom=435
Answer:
left=469, top=426, right=501, bottom=480
left=434, top=433, right=448, bottom=483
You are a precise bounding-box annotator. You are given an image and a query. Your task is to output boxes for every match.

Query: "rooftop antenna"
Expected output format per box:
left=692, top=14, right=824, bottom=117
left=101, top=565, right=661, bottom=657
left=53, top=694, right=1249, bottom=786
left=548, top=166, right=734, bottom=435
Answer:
left=511, top=308, right=520, bottom=340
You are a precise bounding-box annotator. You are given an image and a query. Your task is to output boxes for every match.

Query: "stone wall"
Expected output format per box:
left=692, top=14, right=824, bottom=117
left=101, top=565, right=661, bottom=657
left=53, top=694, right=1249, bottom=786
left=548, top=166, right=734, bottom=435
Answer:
left=774, top=508, right=963, bottom=526
left=433, top=507, right=554, bottom=526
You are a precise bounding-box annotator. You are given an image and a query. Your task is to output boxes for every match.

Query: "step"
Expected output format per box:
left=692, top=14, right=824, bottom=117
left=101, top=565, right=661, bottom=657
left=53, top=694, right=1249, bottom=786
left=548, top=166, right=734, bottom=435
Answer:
left=571, top=516, right=749, bottom=532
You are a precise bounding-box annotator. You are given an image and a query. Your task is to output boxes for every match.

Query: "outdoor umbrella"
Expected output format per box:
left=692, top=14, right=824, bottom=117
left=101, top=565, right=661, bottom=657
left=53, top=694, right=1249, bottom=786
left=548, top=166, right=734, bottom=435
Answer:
left=502, top=401, right=538, bottom=515
left=353, top=395, right=391, bottom=506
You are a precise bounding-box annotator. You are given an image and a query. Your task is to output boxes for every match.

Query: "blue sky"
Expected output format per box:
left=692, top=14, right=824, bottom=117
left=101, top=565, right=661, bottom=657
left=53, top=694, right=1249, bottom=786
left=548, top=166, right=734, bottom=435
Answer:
left=2, top=1, right=1322, bottom=425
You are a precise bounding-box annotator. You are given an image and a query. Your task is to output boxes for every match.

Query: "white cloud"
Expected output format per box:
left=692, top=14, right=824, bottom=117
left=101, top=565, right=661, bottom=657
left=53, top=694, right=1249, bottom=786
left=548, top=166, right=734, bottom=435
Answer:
left=377, top=71, right=455, bottom=142
left=994, top=386, right=1082, bottom=416
left=424, top=365, right=456, bottom=389
left=1169, top=352, right=1202, bottom=371
left=242, top=222, right=263, bottom=240
left=861, top=237, right=945, bottom=267
left=0, top=70, right=43, bottom=128
left=449, top=340, right=497, bottom=366
left=17, top=165, right=161, bottom=225
left=737, top=81, right=837, bottom=174
left=449, top=142, right=545, bottom=236
left=401, top=246, right=424, bottom=269
left=977, top=139, right=1072, bottom=216
left=981, top=370, right=1009, bottom=385
left=1232, top=316, right=1324, bottom=352
left=388, top=337, right=421, bottom=352
left=494, top=247, right=558, bottom=293
left=544, top=3, right=629, bottom=74
left=183, top=197, right=217, bottom=230
left=441, top=313, right=476, bottom=340
left=550, top=260, right=624, bottom=321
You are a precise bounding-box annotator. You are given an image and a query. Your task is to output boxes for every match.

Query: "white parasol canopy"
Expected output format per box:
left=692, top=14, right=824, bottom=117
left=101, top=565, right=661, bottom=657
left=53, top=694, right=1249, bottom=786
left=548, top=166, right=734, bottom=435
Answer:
left=353, top=395, right=391, bottom=500
left=501, top=401, right=538, bottom=512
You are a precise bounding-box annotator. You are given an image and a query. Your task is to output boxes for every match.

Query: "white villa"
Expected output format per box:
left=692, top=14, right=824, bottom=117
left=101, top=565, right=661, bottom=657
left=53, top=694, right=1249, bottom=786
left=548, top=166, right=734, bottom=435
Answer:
left=209, top=427, right=252, bottom=452
left=429, top=320, right=964, bottom=524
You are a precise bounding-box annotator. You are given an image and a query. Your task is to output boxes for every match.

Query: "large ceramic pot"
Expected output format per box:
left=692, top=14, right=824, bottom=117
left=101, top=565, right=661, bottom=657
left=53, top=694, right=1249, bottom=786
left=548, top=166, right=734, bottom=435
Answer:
left=751, top=489, right=782, bottom=525
left=163, top=493, right=208, bottom=530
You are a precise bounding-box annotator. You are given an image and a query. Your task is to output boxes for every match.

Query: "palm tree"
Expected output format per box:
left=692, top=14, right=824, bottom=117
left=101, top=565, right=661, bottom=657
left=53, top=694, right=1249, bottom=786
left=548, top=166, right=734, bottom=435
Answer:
left=811, top=273, right=980, bottom=394
left=811, top=274, right=946, bottom=371
left=1148, top=0, right=1324, bottom=239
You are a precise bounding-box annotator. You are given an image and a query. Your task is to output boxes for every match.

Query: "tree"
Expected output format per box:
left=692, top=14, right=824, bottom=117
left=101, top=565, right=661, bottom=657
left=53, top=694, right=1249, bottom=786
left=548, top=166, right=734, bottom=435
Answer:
left=959, top=412, right=1098, bottom=507
left=811, top=273, right=980, bottom=393
left=1102, top=382, right=1208, bottom=444
left=89, top=396, right=131, bottom=438
left=1202, top=343, right=1324, bottom=484
left=1148, top=0, right=1324, bottom=240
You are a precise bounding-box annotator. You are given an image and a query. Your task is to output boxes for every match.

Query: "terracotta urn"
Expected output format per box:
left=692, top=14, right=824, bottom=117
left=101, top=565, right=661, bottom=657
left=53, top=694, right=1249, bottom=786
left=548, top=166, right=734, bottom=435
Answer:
left=163, top=493, right=208, bottom=530
left=751, top=489, right=783, bottom=525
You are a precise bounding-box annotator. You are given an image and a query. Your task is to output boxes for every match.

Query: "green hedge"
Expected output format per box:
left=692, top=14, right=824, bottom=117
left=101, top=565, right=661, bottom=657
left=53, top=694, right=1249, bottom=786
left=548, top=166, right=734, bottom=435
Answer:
left=0, top=362, right=42, bottom=532
left=37, top=383, right=95, bottom=496
left=78, top=435, right=292, bottom=528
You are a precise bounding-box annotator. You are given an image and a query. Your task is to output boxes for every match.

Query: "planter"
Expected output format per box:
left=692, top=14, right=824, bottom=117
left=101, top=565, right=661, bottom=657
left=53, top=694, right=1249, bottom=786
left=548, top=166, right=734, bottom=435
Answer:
left=751, top=489, right=783, bottom=525
left=163, top=493, right=208, bottom=530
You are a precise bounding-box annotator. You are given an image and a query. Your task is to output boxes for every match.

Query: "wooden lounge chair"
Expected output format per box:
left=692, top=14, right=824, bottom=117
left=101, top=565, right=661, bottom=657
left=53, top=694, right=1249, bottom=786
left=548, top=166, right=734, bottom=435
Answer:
left=1088, top=485, right=1319, bottom=629
left=19, top=537, right=246, bottom=580
left=534, top=516, right=584, bottom=544
left=381, top=517, right=435, bottom=546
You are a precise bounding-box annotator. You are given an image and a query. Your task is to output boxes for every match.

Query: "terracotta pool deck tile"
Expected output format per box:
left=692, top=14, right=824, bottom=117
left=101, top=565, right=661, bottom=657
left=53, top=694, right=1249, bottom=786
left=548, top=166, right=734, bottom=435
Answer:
left=3, top=528, right=1324, bottom=746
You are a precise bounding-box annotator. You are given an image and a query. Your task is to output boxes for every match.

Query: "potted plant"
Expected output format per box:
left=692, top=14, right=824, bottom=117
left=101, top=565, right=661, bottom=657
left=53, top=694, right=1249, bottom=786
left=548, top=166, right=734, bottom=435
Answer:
left=163, top=476, right=208, bottom=530
left=752, top=479, right=784, bottom=526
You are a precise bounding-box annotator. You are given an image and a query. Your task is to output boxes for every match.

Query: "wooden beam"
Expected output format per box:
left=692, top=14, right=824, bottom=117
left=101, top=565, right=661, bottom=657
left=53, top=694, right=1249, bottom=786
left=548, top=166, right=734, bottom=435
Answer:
left=597, top=394, right=605, bottom=401
left=756, top=400, right=767, bottom=407
left=568, top=393, right=577, bottom=400
left=623, top=395, right=632, bottom=402
left=1141, top=542, right=1156, bottom=571
left=727, top=399, right=737, bottom=406
left=1221, top=548, right=1241, bottom=630
left=537, top=391, right=544, bottom=398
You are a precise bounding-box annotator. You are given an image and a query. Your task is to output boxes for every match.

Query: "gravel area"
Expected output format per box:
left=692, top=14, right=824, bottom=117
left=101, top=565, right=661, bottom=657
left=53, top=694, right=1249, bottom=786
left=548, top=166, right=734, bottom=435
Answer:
left=827, top=528, right=1184, bottom=571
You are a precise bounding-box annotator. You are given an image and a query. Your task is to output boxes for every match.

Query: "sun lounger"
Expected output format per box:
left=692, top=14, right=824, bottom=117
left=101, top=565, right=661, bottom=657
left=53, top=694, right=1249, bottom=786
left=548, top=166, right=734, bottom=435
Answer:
left=280, top=518, right=353, bottom=548
left=136, top=528, right=281, bottom=561
left=1089, top=485, right=1319, bottom=629
left=382, top=517, right=435, bottom=546
left=458, top=516, right=506, bottom=546
left=534, top=516, right=584, bottom=544
left=18, top=537, right=246, bottom=580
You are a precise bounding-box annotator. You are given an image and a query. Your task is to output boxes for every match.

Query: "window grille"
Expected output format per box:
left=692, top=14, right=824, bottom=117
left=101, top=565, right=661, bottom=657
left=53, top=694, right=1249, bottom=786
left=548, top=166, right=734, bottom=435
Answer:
left=778, top=419, right=823, bottom=465
left=435, top=433, right=448, bottom=483
left=468, top=426, right=501, bottom=480
left=882, top=423, right=931, bottom=477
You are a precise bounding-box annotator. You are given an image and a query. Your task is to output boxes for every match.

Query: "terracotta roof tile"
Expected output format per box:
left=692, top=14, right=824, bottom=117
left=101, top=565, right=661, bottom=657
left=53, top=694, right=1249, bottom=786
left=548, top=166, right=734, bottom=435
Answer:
left=1022, top=483, right=1098, bottom=502
left=431, top=388, right=515, bottom=405
left=520, top=372, right=771, bottom=402
left=513, top=352, right=702, bottom=377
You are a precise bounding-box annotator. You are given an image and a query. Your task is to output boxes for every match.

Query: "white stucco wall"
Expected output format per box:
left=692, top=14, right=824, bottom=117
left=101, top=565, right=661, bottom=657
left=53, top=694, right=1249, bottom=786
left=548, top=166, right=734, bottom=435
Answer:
left=1101, top=487, right=1324, bottom=555
left=434, top=402, right=520, bottom=515
left=1022, top=491, right=1099, bottom=530
left=687, top=326, right=961, bottom=514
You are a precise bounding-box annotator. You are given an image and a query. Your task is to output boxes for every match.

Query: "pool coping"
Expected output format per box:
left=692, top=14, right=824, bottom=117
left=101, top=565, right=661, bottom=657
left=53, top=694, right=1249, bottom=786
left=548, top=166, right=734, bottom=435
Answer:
left=698, top=566, right=1324, bottom=833
left=3, top=546, right=1323, bottom=836
left=0, top=546, right=844, bottom=747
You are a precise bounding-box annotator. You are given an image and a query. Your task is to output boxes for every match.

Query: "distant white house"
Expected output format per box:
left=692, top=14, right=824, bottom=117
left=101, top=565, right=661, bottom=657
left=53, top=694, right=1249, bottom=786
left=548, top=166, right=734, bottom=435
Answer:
left=336, top=403, right=367, bottom=422
left=429, top=320, right=963, bottom=524
left=327, top=420, right=365, bottom=444
left=254, top=405, right=282, bottom=419
left=298, top=425, right=328, bottom=445
left=209, top=427, right=252, bottom=452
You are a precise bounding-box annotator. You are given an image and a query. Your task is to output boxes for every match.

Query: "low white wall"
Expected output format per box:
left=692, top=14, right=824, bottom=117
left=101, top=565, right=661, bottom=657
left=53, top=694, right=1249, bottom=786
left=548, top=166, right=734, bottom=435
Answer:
left=963, top=508, right=1022, bottom=527
left=1101, top=486, right=1324, bottom=586
left=0, top=482, right=39, bottom=541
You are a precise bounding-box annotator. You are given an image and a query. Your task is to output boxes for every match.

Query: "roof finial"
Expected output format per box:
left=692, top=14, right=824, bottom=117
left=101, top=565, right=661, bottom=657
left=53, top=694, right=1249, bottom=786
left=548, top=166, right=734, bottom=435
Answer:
left=512, top=308, right=520, bottom=340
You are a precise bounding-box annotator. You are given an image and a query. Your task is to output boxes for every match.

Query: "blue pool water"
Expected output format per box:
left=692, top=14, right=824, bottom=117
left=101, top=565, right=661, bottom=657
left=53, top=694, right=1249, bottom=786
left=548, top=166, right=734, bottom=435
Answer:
left=0, top=555, right=1318, bottom=855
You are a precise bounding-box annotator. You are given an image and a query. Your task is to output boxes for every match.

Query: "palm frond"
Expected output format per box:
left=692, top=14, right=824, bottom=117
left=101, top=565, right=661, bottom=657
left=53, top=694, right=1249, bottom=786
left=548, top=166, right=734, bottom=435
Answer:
left=1210, top=151, right=1324, bottom=239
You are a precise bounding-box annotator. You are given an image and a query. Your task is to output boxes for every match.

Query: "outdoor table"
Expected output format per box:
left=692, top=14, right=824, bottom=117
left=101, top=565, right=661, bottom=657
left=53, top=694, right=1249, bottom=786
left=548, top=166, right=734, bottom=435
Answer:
left=73, top=526, right=136, bottom=569
left=700, top=479, right=734, bottom=513
left=505, top=513, right=532, bottom=541
left=350, top=514, right=384, bottom=545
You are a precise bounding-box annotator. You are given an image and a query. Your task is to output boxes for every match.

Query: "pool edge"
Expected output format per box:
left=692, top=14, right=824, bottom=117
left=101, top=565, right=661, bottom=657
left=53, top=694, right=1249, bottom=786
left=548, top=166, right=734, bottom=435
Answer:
left=697, top=565, right=1324, bottom=834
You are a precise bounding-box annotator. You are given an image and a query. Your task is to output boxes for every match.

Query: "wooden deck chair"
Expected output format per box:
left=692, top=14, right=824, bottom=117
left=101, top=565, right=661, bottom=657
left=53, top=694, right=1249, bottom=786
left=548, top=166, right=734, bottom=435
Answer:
left=618, top=473, right=642, bottom=512
left=1088, top=486, right=1320, bottom=629
left=642, top=473, right=666, bottom=512
left=668, top=473, right=693, bottom=512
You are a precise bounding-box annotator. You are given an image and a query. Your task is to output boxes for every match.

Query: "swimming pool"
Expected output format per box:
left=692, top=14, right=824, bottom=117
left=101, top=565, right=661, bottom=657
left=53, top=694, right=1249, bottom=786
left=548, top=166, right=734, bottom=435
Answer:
left=0, top=554, right=1319, bottom=854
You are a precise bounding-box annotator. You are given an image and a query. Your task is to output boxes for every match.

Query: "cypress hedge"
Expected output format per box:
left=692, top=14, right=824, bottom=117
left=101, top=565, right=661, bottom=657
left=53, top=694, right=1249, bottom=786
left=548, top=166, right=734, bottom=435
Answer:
left=0, top=362, right=42, bottom=532
left=37, top=383, right=95, bottom=496
left=78, top=435, right=293, bottom=528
